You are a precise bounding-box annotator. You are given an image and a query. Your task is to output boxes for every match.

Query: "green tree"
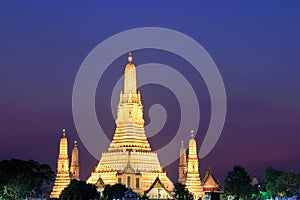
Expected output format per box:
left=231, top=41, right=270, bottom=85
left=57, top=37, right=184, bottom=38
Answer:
left=0, top=159, right=54, bottom=200
left=275, top=171, right=299, bottom=197
left=264, top=167, right=300, bottom=198
left=224, top=165, right=253, bottom=200
left=263, top=167, right=282, bottom=198
left=60, top=179, right=99, bottom=200
left=173, top=183, right=193, bottom=200
left=103, top=184, right=127, bottom=200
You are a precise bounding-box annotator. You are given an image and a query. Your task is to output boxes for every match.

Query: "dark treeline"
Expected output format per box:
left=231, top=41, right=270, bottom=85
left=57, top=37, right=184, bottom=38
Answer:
left=0, top=159, right=299, bottom=200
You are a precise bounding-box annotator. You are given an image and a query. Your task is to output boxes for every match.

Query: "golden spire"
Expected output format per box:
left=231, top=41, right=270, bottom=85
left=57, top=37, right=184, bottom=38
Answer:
left=59, top=129, right=68, bottom=158
left=124, top=52, right=137, bottom=95
left=87, top=51, right=174, bottom=194
left=178, top=141, right=187, bottom=184
left=185, top=130, right=203, bottom=199
left=70, top=140, right=80, bottom=180
left=109, top=52, right=150, bottom=152
left=50, top=129, right=70, bottom=198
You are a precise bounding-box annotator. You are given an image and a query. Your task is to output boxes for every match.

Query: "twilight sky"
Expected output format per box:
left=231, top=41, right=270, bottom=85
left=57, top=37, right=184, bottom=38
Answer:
left=0, top=1, right=300, bottom=183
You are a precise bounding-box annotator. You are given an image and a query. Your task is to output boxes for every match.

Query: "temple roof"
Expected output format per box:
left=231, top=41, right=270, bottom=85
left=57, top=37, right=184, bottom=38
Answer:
left=95, top=177, right=105, bottom=188
left=202, top=168, right=223, bottom=193
left=145, top=177, right=172, bottom=195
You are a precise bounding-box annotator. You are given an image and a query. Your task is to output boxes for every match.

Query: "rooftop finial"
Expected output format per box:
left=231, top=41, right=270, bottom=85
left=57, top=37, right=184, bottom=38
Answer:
left=128, top=52, right=133, bottom=63
left=62, top=129, right=66, bottom=137
left=190, top=130, right=194, bottom=138
left=74, top=140, right=77, bottom=146
left=181, top=141, right=184, bottom=147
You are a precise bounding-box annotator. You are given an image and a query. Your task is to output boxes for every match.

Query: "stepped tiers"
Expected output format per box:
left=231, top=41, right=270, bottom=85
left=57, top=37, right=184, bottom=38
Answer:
left=178, top=131, right=223, bottom=199
left=178, top=141, right=187, bottom=184
left=50, top=129, right=71, bottom=198
left=50, top=130, right=80, bottom=198
left=70, top=141, right=80, bottom=180
left=185, top=130, right=204, bottom=199
left=87, top=53, right=173, bottom=194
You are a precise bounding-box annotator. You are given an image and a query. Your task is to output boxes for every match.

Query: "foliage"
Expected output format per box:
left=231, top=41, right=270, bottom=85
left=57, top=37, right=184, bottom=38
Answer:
left=173, top=182, right=193, bottom=200
left=60, top=179, right=99, bottom=200
left=103, top=183, right=127, bottom=200
left=263, top=167, right=282, bottom=198
left=224, top=165, right=253, bottom=200
left=0, top=159, right=54, bottom=200
left=264, top=167, right=300, bottom=198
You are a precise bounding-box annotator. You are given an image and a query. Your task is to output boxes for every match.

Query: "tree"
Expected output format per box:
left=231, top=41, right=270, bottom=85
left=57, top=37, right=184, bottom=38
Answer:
left=264, top=167, right=300, bottom=198
left=263, top=167, right=282, bottom=198
left=224, top=165, right=253, bottom=200
left=103, top=184, right=127, bottom=200
left=0, top=159, right=54, bottom=200
left=173, top=183, right=193, bottom=200
left=60, top=179, right=99, bottom=200
left=275, top=171, right=299, bottom=197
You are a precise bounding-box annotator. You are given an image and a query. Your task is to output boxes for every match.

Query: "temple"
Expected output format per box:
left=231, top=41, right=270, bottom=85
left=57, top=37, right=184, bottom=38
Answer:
left=86, top=53, right=173, bottom=194
left=50, top=129, right=80, bottom=198
left=50, top=52, right=223, bottom=199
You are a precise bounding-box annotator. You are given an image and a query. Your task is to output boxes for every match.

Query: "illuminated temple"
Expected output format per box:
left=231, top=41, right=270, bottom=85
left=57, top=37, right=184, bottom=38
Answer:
left=49, top=53, right=224, bottom=199
left=86, top=53, right=173, bottom=194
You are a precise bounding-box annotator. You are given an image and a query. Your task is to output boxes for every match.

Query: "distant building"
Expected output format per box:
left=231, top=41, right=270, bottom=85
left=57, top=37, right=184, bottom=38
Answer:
left=250, top=173, right=259, bottom=186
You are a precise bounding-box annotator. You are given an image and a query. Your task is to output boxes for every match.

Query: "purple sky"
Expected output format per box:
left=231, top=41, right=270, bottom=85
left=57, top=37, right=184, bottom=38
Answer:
left=0, top=1, right=300, bottom=183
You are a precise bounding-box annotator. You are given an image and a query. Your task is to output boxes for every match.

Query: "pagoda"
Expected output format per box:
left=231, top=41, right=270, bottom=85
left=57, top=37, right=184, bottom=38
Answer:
left=87, top=53, right=173, bottom=194
left=50, top=129, right=71, bottom=198
left=178, top=141, right=187, bottom=184
left=70, top=141, right=80, bottom=180
left=185, top=130, right=203, bottom=199
left=50, top=129, right=80, bottom=198
left=179, top=131, right=223, bottom=199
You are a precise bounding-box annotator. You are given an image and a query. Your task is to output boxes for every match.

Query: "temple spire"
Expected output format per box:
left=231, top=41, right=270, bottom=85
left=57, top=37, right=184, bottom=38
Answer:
left=59, top=129, right=68, bottom=160
left=110, top=52, right=149, bottom=152
left=50, top=129, right=70, bottom=198
left=185, top=130, right=203, bottom=199
left=124, top=52, right=137, bottom=95
left=70, top=141, right=80, bottom=180
left=178, top=141, right=187, bottom=184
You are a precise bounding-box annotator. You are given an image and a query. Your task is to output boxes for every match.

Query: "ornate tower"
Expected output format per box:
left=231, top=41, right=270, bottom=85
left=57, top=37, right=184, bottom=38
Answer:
left=87, top=53, right=173, bottom=194
left=109, top=52, right=150, bottom=152
left=178, top=141, right=187, bottom=184
left=185, top=130, right=203, bottom=199
left=50, top=129, right=71, bottom=198
left=70, top=141, right=80, bottom=180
